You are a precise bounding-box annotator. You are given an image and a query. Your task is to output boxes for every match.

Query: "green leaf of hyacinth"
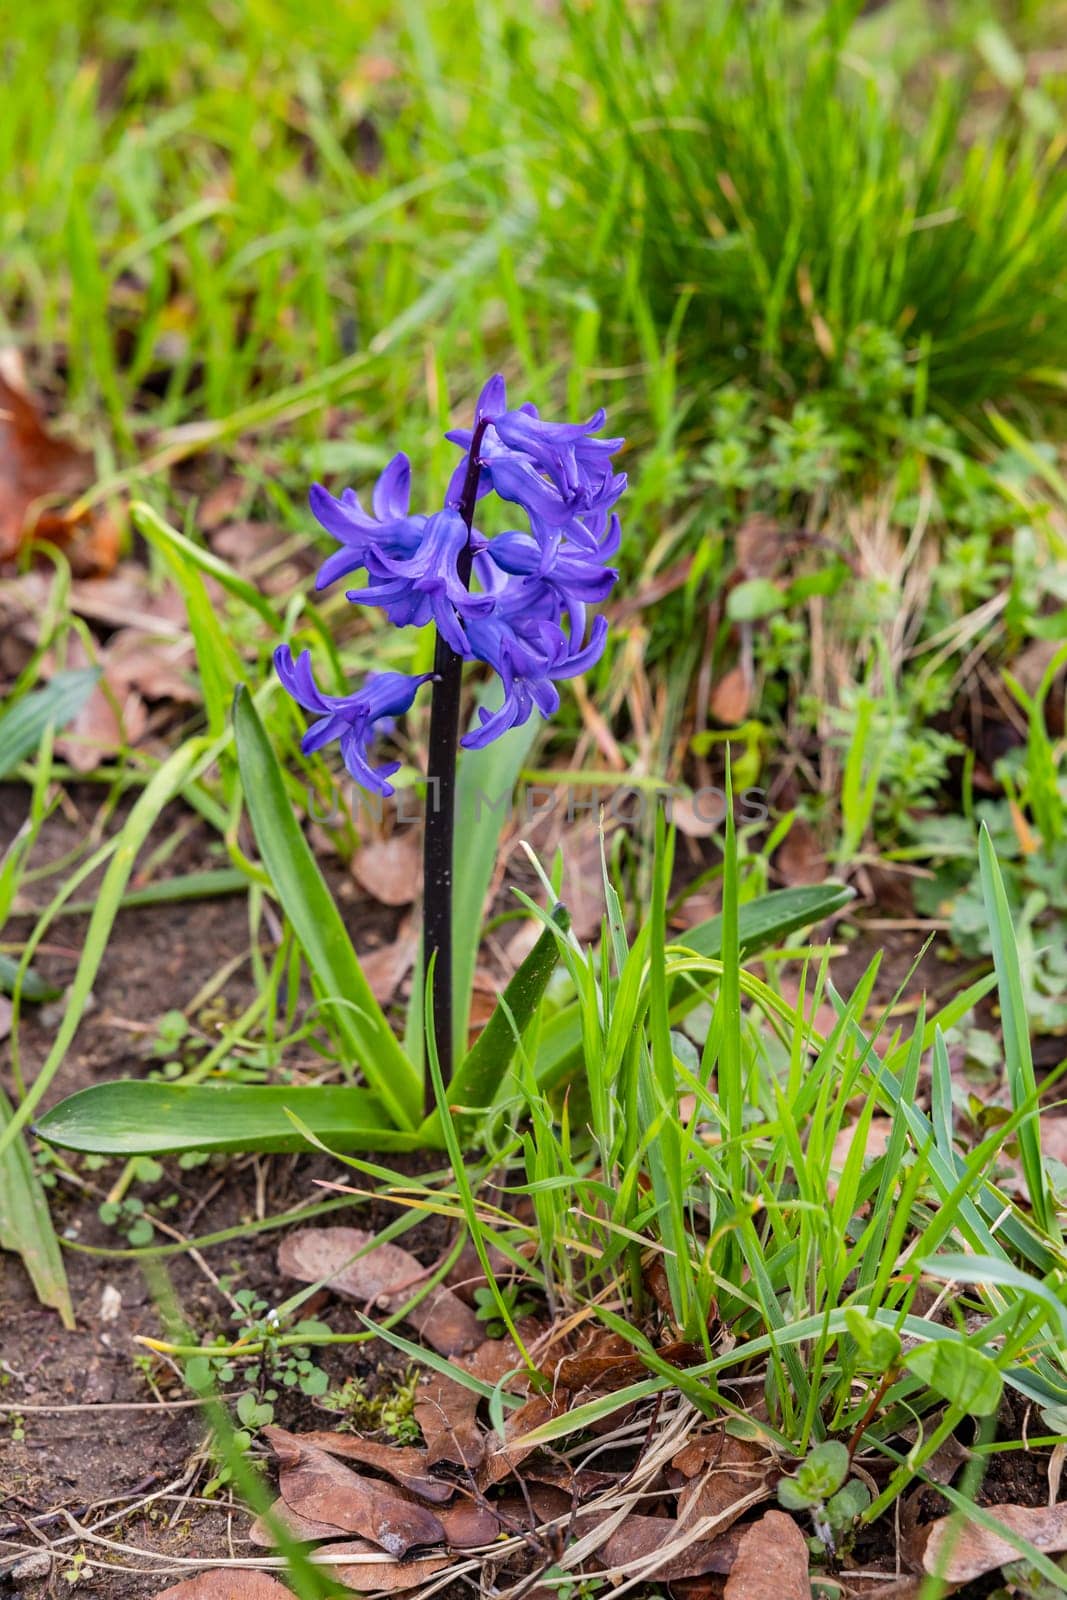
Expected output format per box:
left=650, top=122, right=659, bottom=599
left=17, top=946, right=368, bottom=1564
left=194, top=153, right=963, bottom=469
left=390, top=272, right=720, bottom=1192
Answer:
left=534, top=881, right=854, bottom=1091
left=0, top=1088, right=75, bottom=1328
left=233, top=685, right=422, bottom=1130
left=420, top=902, right=570, bottom=1144
left=0, top=954, right=61, bottom=1002
left=34, top=1081, right=422, bottom=1156
left=0, top=669, right=100, bottom=779
left=406, top=690, right=541, bottom=1071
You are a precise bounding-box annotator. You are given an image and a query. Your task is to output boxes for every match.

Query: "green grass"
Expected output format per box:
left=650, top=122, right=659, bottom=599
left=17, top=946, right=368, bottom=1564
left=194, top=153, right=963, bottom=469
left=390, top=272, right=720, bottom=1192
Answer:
left=74, top=798, right=1067, bottom=1589
left=5, top=0, right=1067, bottom=839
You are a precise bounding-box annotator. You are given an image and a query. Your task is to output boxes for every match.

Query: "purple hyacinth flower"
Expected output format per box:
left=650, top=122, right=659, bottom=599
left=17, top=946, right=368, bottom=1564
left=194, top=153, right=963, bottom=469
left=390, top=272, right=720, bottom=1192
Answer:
left=480, top=514, right=620, bottom=603
left=280, top=374, right=623, bottom=783
left=460, top=614, right=609, bottom=749
left=493, top=407, right=625, bottom=501
left=445, top=377, right=626, bottom=523
left=274, top=646, right=434, bottom=795
left=310, top=453, right=426, bottom=591
left=344, top=509, right=494, bottom=658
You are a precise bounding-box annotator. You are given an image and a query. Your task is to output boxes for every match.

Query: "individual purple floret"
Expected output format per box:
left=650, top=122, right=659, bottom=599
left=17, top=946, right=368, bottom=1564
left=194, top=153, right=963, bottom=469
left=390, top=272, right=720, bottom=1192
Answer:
left=445, top=377, right=626, bottom=522
left=274, top=646, right=434, bottom=795
left=493, top=407, right=624, bottom=500
left=477, top=515, right=620, bottom=603
left=344, top=509, right=494, bottom=658
left=460, top=615, right=610, bottom=748
left=310, top=453, right=426, bottom=591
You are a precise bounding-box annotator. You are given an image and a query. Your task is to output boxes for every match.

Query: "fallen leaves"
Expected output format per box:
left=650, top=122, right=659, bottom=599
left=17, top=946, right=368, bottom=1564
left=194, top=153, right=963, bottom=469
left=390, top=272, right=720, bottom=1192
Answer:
left=0, top=559, right=198, bottom=771
left=0, top=352, right=117, bottom=574
left=351, top=831, right=422, bottom=907
left=150, top=1573, right=292, bottom=1600
left=775, top=817, right=828, bottom=887
left=360, top=922, right=418, bottom=1007
left=672, top=1431, right=779, bottom=1528
left=600, top=1514, right=743, bottom=1581
left=828, top=1116, right=894, bottom=1200
left=722, top=1509, right=811, bottom=1600
left=264, top=1428, right=445, bottom=1556
left=251, top=1262, right=797, bottom=1599
left=287, top=1430, right=453, bottom=1503
left=709, top=664, right=752, bottom=727
left=922, top=1501, right=1067, bottom=1584
left=277, top=1227, right=482, bottom=1356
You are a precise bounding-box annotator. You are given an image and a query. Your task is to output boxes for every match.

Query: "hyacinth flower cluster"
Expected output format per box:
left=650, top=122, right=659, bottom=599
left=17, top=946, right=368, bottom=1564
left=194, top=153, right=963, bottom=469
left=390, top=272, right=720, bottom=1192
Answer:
left=274, top=375, right=625, bottom=794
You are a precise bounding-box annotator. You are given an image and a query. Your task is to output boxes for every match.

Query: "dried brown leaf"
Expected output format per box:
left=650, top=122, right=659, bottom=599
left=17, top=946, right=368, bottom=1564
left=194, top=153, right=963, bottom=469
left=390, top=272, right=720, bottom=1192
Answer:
left=68, top=565, right=188, bottom=632
left=467, top=968, right=500, bottom=1040
left=480, top=1394, right=559, bottom=1486
left=775, top=819, right=828, bottom=888
left=104, top=628, right=198, bottom=703
left=721, top=1510, right=809, bottom=1600
left=828, top=1117, right=894, bottom=1201
left=672, top=1432, right=777, bottom=1528
left=559, top=823, right=608, bottom=942
left=211, top=519, right=286, bottom=567
left=494, top=1484, right=573, bottom=1527
left=437, top=1499, right=500, bottom=1548
left=708, top=665, right=751, bottom=728
left=200, top=478, right=248, bottom=530
left=671, top=790, right=730, bottom=838
left=0, top=357, right=117, bottom=575
left=922, top=1502, right=1067, bottom=1584
left=269, top=1427, right=452, bottom=1504
left=599, top=1514, right=741, bottom=1581
left=265, top=1428, right=445, bottom=1556
left=555, top=1340, right=705, bottom=1396
left=320, top=1543, right=451, bottom=1593
left=277, top=1227, right=482, bottom=1355
left=352, top=832, right=422, bottom=906
left=416, top=1336, right=528, bottom=1473
left=149, top=1572, right=292, bottom=1600
left=53, top=634, right=148, bottom=773
left=248, top=1497, right=352, bottom=1547
left=360, top=927, right=418, bottom=1007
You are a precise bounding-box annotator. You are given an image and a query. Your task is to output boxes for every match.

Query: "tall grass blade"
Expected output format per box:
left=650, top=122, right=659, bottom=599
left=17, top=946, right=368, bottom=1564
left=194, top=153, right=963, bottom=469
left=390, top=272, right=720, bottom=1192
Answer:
left=978, top=822, right=1056, bottom=1239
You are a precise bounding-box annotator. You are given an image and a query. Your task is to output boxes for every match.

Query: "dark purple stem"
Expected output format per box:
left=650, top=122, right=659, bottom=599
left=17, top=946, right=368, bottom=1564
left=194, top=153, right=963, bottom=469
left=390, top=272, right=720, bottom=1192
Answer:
left=422, top=416, right=489, bottom=1115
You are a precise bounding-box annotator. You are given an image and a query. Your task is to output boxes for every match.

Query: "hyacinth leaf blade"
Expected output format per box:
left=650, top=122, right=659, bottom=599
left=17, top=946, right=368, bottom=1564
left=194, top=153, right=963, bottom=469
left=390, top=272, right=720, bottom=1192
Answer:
left=232, top=685, right=423, bottom=1129
left=420, top=901, right=571, bottom=1145
left=33, top=1081, right=423, bottom=1156
left=404, top=688, right=543, bottom=1070
left=1, top=1086, right=75, bottom=1328
left=451, top=696, right=543, bottom=1060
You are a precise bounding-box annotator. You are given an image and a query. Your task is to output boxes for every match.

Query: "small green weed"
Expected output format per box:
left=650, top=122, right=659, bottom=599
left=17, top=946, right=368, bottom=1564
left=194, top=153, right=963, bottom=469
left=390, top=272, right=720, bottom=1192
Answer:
left=320, top=1368, right=421, bottom=1445
left=778, top=1440, right=870, bottom=1558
